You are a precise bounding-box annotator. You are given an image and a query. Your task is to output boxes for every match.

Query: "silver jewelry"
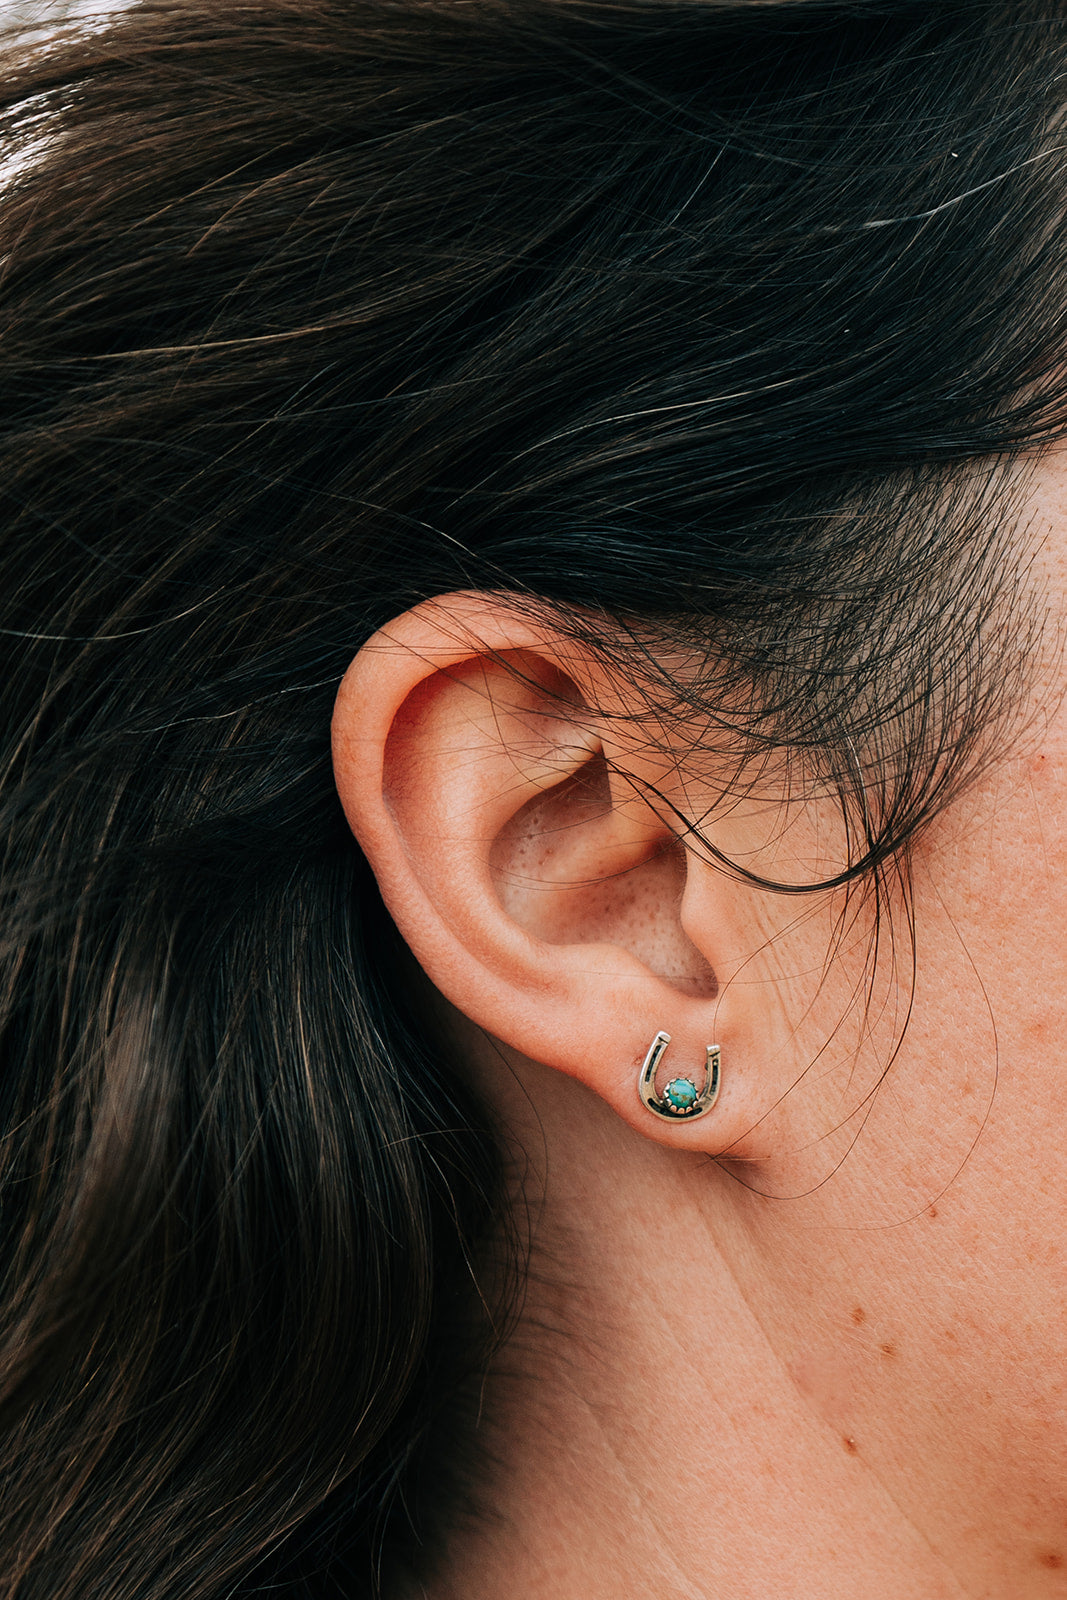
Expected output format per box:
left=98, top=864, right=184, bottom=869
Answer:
left=638, top=1030, right=721, bottom=1120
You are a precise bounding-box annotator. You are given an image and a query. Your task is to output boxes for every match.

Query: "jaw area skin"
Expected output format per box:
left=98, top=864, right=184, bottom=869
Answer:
left=422, top=1037, right=976, bottom=1600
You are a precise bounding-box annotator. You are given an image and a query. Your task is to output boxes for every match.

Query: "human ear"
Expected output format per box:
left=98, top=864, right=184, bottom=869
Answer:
left=331, top=593, right=771, bottom=1152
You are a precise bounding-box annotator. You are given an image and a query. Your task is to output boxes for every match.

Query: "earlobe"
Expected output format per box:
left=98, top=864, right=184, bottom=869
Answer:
left=331, top=593, right=761, bottom=1152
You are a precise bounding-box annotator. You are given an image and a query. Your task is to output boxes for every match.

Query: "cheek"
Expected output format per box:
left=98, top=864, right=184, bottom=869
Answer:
left=903, top=723, right=1067, bottom=1248
left=925, top=729, right=1067, bottom=998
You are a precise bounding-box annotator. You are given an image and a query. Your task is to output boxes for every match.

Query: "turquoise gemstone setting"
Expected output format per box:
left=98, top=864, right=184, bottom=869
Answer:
left=663, top=1076, right=698, bottom=1113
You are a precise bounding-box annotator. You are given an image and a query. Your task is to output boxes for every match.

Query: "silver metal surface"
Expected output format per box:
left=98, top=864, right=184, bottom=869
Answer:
left=637, top=1030, right=721, bottom=1120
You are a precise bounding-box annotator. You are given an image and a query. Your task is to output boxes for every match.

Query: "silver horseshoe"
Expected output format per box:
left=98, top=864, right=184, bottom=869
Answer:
left=638, top=1030, right=721, bottom=1120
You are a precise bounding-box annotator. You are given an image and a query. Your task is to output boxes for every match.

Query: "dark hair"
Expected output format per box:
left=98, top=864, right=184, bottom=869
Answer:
left=1, top=1, right=1066, bottom=1594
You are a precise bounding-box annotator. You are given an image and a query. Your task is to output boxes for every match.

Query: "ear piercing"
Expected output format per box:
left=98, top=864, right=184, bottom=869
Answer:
left=638, top=1030, right=721, bottom=1120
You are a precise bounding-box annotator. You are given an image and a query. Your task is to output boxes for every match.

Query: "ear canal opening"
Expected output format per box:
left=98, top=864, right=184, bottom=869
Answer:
left=490, top=747, right=718, bottom=1000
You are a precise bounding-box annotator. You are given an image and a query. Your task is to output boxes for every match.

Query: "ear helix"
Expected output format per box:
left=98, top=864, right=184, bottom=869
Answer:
left=638, top=1031, right=721, bottom=1120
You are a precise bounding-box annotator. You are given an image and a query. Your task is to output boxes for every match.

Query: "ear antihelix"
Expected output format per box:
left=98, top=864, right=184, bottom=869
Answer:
left=638, top=1030, right=721, bottom=1120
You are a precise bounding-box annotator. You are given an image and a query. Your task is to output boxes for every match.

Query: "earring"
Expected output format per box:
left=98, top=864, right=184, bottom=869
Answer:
left=638, top=1030, right=721, bottom=1120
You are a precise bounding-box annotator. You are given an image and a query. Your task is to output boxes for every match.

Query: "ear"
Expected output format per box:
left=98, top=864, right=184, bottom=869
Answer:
left=331, top=592, right=780, bottom=1152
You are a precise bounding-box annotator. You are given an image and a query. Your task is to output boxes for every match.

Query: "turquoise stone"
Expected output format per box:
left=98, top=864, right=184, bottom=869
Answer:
left=664, top=1076, right=697, bottom=1110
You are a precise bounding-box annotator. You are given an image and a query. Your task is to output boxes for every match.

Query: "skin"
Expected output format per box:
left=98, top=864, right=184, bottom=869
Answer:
left=332, top=449, right=1067, bottom=1599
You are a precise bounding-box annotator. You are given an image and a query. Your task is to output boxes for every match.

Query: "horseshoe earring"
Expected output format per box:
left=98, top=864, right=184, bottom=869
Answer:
left=638, top=1030, right=721, bottom=1120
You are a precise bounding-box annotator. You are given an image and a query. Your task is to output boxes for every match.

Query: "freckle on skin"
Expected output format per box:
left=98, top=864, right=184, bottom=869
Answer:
left=880, top=1342, right=897, bottom=1360
left=843, top=1436, right=858, bottom=1455
left=1039, top=1550, right=1065, bottom=1570
left=927, top=1205, right=938, bottom=1219
left=850, top=1306, right=866, bottom=1325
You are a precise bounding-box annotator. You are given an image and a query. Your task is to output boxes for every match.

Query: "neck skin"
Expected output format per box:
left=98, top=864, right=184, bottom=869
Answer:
left=426, top=1055, right=970, bottom=1600
left=424, top=998, right=1067, bottom=1600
